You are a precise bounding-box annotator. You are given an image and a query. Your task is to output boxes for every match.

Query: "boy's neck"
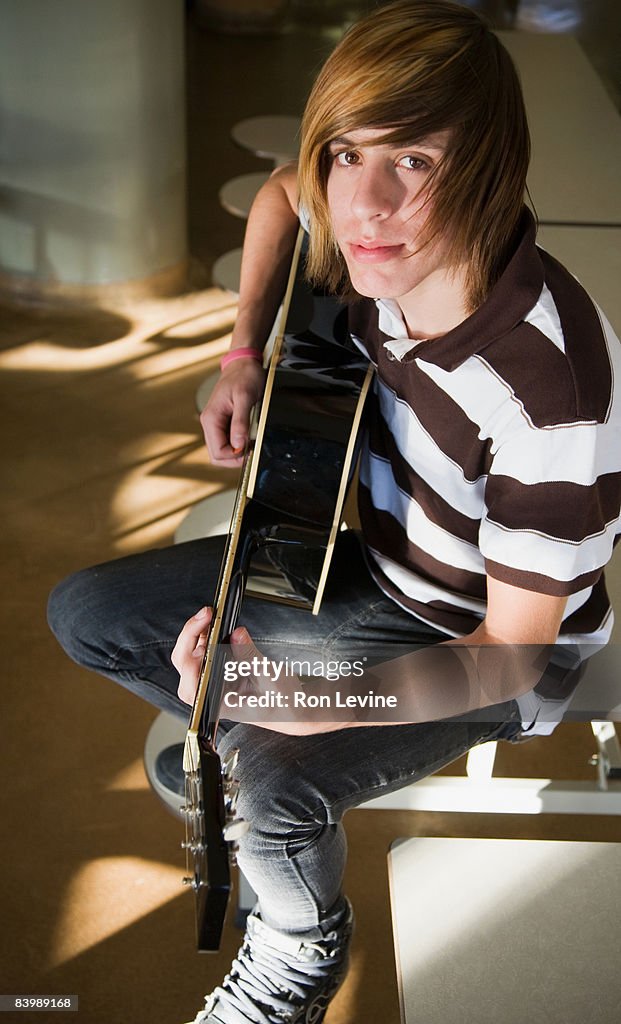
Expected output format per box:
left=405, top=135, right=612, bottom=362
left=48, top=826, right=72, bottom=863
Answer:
left=397, top=265, right=471, bottom=342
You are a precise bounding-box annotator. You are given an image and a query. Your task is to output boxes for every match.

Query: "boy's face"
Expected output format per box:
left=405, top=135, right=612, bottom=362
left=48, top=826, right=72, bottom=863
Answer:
left=325, top=127, right=465, bottom=321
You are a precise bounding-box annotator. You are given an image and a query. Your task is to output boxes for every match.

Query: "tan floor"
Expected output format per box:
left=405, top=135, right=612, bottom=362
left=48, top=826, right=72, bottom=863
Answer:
left=2, top=7, right=621, bottom=1024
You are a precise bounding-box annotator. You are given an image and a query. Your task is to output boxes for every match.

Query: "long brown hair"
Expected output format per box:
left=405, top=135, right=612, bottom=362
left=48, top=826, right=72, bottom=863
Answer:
left=298, top=0, right=531, bottom=310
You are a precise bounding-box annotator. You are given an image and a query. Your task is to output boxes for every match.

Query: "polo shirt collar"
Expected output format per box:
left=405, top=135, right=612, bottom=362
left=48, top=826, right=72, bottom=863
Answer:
left=375, top=207, right=544, bottom=371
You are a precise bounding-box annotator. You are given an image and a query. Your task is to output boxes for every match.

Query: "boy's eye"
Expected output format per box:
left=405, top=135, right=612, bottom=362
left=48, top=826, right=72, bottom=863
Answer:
left=398, top=155, right=429, bottom=171
left=334, top=150, right=359, bottom=166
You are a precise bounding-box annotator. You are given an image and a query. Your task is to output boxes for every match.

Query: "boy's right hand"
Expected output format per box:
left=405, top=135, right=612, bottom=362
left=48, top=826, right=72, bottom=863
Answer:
left=200, top=358, right=266, bottom=467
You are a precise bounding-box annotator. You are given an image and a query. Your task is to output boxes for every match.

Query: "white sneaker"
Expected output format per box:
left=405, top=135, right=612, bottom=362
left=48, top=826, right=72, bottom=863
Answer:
left=187, top=900, right=353, bottom=1024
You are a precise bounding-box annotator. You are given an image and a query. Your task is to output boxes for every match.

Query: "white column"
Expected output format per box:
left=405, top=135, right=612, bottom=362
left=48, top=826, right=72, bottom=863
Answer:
left=0, top=0, right=187, bottom=301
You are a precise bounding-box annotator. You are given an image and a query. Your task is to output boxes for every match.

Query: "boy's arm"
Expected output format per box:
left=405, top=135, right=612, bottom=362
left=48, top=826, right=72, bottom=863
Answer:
left=405, top=577, right=569, bottom=721
left=201, top=163, right=300, bottom=466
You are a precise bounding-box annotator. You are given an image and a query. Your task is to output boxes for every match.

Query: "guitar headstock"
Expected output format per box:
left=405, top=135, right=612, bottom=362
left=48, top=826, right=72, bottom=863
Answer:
left=182, top=734, right=249, bottom=951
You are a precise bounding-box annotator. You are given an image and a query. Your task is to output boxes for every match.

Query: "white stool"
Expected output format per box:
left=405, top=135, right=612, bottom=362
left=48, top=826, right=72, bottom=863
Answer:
left=174, top=489, right=236, bottom=545
left=143, top=710, right=187, bottom=818
left=231, top=114, right=301, bottom=167
left=212, top=247, right=242, bottom=294
left=219, top=171, right=271, bottom=219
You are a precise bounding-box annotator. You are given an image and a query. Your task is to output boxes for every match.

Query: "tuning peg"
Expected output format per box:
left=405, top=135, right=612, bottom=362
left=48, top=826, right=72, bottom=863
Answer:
left=223, top=818, right=250, bottom=842
left=223, top=779, right=240, bottom=808
left=221, top=748, right=240, bottom=778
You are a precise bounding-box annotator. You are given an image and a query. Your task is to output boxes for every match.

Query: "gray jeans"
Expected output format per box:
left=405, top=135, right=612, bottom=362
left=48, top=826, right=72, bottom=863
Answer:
left=48, top=531, right=520, bottom=937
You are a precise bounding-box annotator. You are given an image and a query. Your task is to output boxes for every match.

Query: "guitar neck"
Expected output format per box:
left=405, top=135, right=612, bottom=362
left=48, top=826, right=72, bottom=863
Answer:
left=186, top=455, right=255, bottom=747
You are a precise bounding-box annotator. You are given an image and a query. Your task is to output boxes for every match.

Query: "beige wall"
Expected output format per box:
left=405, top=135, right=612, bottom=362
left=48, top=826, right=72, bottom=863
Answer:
left=0, top=0, right=187, bottom=291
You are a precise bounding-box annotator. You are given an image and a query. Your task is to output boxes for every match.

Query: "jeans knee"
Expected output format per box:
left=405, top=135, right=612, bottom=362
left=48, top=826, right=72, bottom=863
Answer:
left=47, top=566, right=111, bottom=670
left=219, top=726, right=327, bottom=848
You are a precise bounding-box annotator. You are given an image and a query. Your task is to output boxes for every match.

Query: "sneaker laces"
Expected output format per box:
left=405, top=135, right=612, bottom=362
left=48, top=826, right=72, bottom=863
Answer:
left=192, top=905, right=351, bottom=1024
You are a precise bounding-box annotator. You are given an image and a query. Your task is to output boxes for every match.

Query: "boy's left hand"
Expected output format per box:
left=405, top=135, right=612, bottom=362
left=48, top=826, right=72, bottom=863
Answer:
left=172, top=609, right=353, bottom=735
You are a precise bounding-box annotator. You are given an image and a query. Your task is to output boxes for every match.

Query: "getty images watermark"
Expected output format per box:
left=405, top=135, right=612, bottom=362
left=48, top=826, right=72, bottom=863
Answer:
left=221, top=654, right=398, bottom=713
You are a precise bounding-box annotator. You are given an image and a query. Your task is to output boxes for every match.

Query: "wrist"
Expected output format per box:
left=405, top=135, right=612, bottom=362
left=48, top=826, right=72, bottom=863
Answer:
left=220, top=347, right=264, bottom=371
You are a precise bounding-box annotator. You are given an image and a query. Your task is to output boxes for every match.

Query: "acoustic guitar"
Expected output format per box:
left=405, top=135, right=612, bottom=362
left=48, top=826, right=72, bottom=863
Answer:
left=182, top=229, right=373, bottom=951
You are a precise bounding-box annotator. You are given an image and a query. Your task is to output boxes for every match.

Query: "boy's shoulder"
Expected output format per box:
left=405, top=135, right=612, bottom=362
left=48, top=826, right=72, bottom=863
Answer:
left=481, top=246, right=617, bottom=429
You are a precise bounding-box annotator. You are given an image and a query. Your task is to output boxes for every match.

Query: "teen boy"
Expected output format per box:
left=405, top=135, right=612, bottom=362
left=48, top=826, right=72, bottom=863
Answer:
left=49, top=3, right=621, bottom=1022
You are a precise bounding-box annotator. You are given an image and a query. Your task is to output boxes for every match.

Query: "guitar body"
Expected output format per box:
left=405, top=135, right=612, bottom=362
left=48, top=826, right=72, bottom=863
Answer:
left=183, top=230, right=373, bottom=951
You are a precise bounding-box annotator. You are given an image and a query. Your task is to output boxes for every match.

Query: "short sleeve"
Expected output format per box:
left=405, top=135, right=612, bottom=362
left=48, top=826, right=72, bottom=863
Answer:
left=479, top=421, right=621, bottom=596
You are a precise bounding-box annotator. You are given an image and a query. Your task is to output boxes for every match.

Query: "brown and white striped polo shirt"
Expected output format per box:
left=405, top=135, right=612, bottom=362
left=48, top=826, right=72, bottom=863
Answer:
left=348, top=209, right=621, bottom=644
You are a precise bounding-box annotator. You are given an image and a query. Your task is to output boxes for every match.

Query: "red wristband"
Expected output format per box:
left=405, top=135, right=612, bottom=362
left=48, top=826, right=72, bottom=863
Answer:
left=220, top=347, right=263, bottom=370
